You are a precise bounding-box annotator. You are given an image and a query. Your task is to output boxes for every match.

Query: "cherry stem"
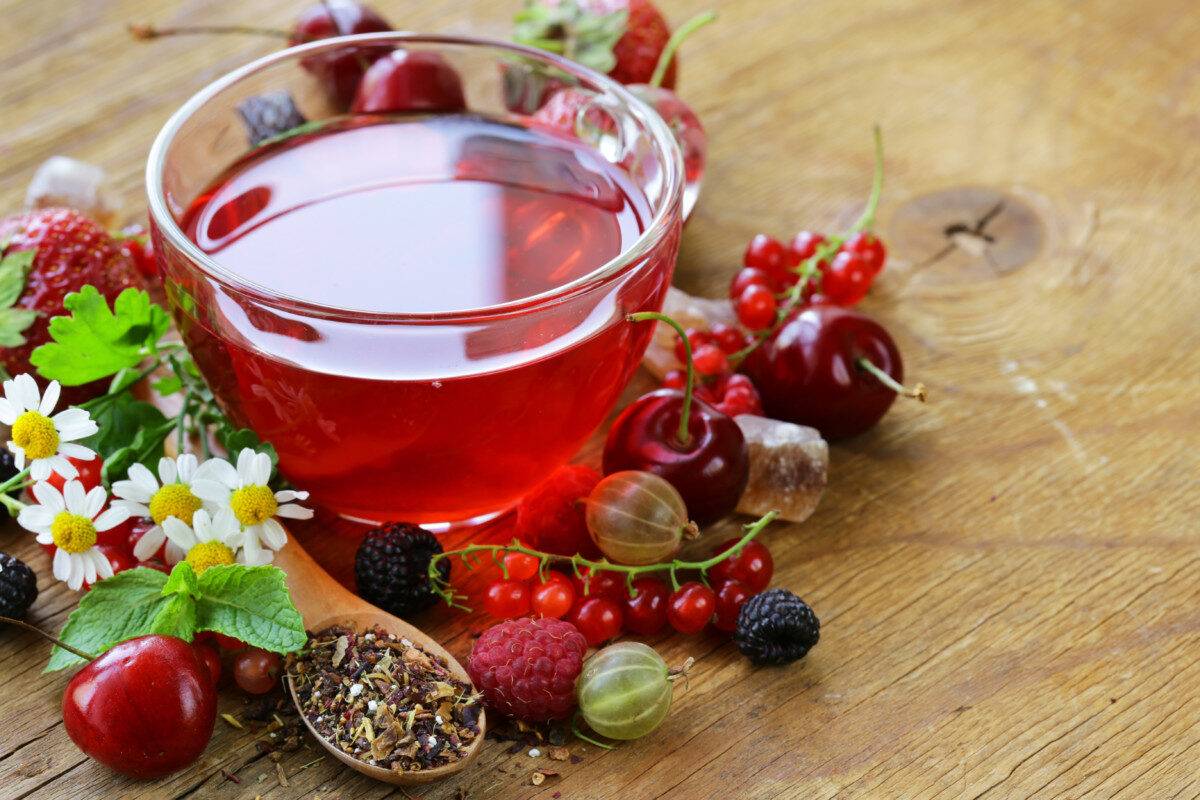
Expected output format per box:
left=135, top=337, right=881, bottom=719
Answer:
left=128, top=22, right=289, bottom=41
left=627, top=312, right=694, bottom=447
left=0, top=616, right=95, bottom=661
left=649, top=10, right=718, bottom=89
left=856, top=357, right=927, bottom=401
left=428, top=511, right=779, bottom=609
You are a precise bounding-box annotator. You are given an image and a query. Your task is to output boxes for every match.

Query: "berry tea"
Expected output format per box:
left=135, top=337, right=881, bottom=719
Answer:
left=166, top=113, right=678, bottom=522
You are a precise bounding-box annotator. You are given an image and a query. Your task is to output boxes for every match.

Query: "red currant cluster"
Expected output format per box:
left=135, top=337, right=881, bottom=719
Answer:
left=662, top=324, right=762, bottom=417
left=480, top=538, right=774, bottom=646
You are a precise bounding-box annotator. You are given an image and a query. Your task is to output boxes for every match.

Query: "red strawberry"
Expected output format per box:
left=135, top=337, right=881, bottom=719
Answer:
left=514, top=0, right=676, bottom=90
left=0, top=208, right=143, bottom=400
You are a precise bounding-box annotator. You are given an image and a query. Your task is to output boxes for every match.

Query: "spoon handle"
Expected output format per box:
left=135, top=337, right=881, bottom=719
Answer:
left=272, top=535, right=363, bottom=626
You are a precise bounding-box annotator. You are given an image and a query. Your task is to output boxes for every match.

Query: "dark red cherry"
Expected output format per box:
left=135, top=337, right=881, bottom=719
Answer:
left=742, top=305, right=907, bottom=440
left=603, top=388, right=749, bottom=526
left=351, top=50, right=467, bottom=114
left=290, top=1, right=393, bottom=109
left=62, top=635, right=217, bottom=779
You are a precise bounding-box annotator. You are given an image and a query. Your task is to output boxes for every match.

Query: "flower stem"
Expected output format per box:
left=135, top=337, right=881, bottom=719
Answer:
left=0, top=493, right=24, bottom=516
left=128, top=22, right=289, bottom=40
left=0, top=616, right=95, bottom=661
left=0, top=467, right=30, bottom=496
left=428, top=511, right=779, bottom=608
left=856, top=357, right=927, bottom=401
left=649, top=10, right=717, bottom=88
left=627, top=312, right=694, bottom=447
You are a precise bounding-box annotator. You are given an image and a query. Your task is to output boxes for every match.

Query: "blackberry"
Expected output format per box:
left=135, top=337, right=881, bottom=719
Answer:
left=0, top=450, right=18, bottom=521
left=354, top=523, right=449, bottom=617
left=0, top=554, right=38, bottom=619
left=733, top=588, right=819, bottom=666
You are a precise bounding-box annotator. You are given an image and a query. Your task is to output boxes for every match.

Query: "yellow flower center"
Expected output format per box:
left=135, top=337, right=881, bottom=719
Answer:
left=12, top=411, right=59, bottom=460
left=230, top=485, right=277, bottom=526
left=185, top=541, right=236, bottom=574
left=51, top=512, right=97, bottom=554
left=148, top=483, right=203, bottom=525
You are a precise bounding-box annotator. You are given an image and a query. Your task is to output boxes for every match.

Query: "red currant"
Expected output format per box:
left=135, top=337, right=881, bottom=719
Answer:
left=673, top=328, right=713, bottom=363
left=503, top=552, right=540, bottom=582
left=709, top=540, right=774, bottom=593
left=710, top=323, right=748, bottom=355
left=624, top=577, right=669, bottom=635
left=232, top=648, right=282, bottom=695
left=662, top=369, right=687, bottom=390
left=667, top=582, right=716, bottom=634
left=712, top=579, right=752, bottom=633
left=692, top=344, right=729, bottom=377
left=531, top=578, right=575, bottom=619
left=729, top=267, right=772, bottom=300
left=711, top=374, right=764, bottom=418
left=736, top=284, right=778, bottom=330
left=822, top=250, right=873, bottom=306
left=192, top=642, right=221, bottom=687
left=840, top=232, right=887, bottom=276
left=569, top=597, right=624, bottom=646
left=96, top=517, right=134, bottom=550
left=743, top=234, right=786, bottom=274
left=483, top=579, right=532, bottom=619
left=572, top=569, right=627, bottom=603
left=47, top=456, right=102, bottom=491
left=789, top=230, right=827, bottom=263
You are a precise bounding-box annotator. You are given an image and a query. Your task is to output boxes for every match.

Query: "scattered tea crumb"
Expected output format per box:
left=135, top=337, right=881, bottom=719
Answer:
left=288, top=624, right=483, bottom=774
left=549, top=747, right=570, bottom=761
left=275, top=761, right=289, bottom=787
left=528, top=748, right=541, bottom=758
left=221, top=713, right=245, bottom=730
left=221, top=768, right=241, bottom=784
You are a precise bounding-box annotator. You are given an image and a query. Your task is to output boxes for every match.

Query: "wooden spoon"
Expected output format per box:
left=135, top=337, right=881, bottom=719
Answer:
left=273, top=536, right=486, bottom=786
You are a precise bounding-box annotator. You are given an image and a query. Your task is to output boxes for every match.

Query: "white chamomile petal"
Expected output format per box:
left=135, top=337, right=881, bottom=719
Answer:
left=162, top=517, right=199, bottom=551
left=158, top=457, right=178, bottom=485
left=35, top=530, right=54, bottom=545
left=235, top=449, right=256, bottom=484
left=14, top=374, right=39, bottom=411
left=58, top=443, right=95, bottom=460
left=250, top=452, right=272, bottom=486
left=29, top=459, right=51, bottom=481
left=0, top=397, right=17, bottom=425
left=94, top=506, right=130, bottom=532
left=260, top=518, right=288, bottom=550
left=127, top=462, right=160, bottom=495
left=93, top=550, right=113, bottom=581
left=276, top=503, right=313, bottom=520
left=83, top=485, right=106, bottom=519
left=67, top=555, right=85, bottom=591
left=190, top=479, right=231, bottom=505
left=46, top=456, right=76, bottom=481
left=176, top=454, right=198, bottom=483
left=274, top=489, right=309, bottom=503
left=133, top=526, right=166, bottom=561
left=82, top=553, right=98, bottom=586
left=165, top=541, right=186, bottom=564
left=9, top=447, right=25, bottom=471
left=31, top=481, right=65, bottom=512
left=194, top=457, right=237, bottom=488
left=39, top=381, right=61, bottom=415
left=18, top=505, right=55, bottom=532
left=63, top=481, right=87, bottom=515
left=52, top=549, right=70, bottom=582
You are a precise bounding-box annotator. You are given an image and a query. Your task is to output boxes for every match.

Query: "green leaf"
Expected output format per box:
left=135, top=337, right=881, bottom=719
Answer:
left=47, top=568, right=171, bottom=671
left=152, top=375, right=183, bottom=396
left=29, top=286, right=170, bottom=386
left=0, top=250, right=34, bottom=308
left=82, top=393, right=170, bottom=461
left=101, top=417, right=176, bottom=486
left=194, top=565, right=306, bottom=655
left=217, top=427, right=278, bottom=469
left=149, top=593, right=196, bottom=639
left=0, top=308, right=38, bottom=347
left=161, top=561, right=199, bottom=598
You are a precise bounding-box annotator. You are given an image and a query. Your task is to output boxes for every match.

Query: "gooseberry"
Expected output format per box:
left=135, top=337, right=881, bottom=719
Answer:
left=576, top=642, right=675, bottom=740
left=584, top=471, right=698, bottom=566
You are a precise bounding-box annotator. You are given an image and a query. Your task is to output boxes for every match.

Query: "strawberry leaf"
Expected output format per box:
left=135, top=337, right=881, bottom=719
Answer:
left=0, top=250, right=34, bottom=308
left=514, top=0, right=627, bottom=74
left=30, top=286, right=170, bottom=385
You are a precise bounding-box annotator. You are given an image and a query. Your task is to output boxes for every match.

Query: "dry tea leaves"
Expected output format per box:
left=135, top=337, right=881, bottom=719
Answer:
left=288, top=625, right=483, bottom=773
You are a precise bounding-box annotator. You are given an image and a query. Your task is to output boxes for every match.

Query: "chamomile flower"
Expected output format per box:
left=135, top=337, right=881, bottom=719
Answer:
left=0, top=374, right=97, bottom=481
left=192, top=448, right=312, bottom=565
left=162, top=508, right=245, bottom=574
left=17, top=480, right=130, bottom=590
left=111, top=454, right=228, bottom=563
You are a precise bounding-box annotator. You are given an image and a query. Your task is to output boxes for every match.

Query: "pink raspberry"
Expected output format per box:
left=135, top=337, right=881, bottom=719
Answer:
left=467, top=618, right=587, bottom=721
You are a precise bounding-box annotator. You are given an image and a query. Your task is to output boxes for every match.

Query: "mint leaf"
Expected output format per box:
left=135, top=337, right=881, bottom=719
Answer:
left=217, top=427, right=278, bottom=469
left=149, top=593, right=196, bottom=639
left=0, top=250, right=34, bottom=307
left=30, top=286, right=170, bottom=385
left=47, top=567, right=171, bottom=671
left=101, top=417, right=176, bottom=486
left=82, top=392, right=169, bottom=461
left=162, top=561, right=199, bottom=598
left=194, top=565, right=306, bottom=654
left=152, top=375, right=183, bottom=396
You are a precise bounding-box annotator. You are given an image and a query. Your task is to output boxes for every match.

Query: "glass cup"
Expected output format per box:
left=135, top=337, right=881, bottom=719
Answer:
left=147, top=33, right=683, bottom=525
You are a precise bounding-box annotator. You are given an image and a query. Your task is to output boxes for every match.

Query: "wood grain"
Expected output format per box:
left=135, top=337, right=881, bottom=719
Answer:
left=2, top=0, right=1198, bottom=798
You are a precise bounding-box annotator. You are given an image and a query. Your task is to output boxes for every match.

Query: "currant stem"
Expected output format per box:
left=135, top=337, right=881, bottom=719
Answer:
left=128, top=22, right=289, bottom=40
left=627, top=312, right=694, bottom=447
left=649, top=10, right=717, bottom=88
left=572, top=713, right=616, bottom=750
left=0, top=617, right=96, bottom=661
left=427, top=511, right=779, bottom=607
left=856, top=357, right=927, bottom=401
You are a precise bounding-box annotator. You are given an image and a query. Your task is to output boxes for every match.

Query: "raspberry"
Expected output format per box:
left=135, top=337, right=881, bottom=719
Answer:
left=354, top=523, right=448, bottom=617
left=516, top=465, right=602, bottom=558
left=734, top=589, right=820, bottom=666
left=467, top=617, right=587, bottom=721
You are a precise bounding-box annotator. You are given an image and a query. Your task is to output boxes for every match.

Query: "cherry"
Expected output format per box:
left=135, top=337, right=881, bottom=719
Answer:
left=568, top=596, right=623, bottom=646
left=742, top=304, right=924, bottom=440
left=63, top=635, right=217, bottom=778
left=571, top=568, right=627, bottom=604
left=531, top=576, right=575, bottom=619
left=290, top=1, right=393, bottom=108
left=729, top=267, right=772, bottom=300
left=840, top=231, right=887, bottom=276
left=624, top=577, right=669, bottom=635
left=98, top=545, right=137, bottom=576
left=192, top=642, right=221, bottom=687
left=628, top=84, right=707, bottom=183
left=712, top=579, right=751, bottom=633
left=351, top=50, right=467, bottom=114
left=196, top=631, right=247, bottom=652
left=232, top=648, right=283, bottom=695
left=47, top=455, right=102, bottom=492
left=504, top=552, right=540, bottom=582
left=483, top=579, right=532, bottom=619
left=96, top=516, right=135, bottom=551
left=735, top=284, right=778, bottom=330
left=667, top=581, right=715, bottom=634
left=821, top=249, right=873, bottom=306
left=743, top=234, right=787, bottom=275
left=709, top=539, right=774, bottom=593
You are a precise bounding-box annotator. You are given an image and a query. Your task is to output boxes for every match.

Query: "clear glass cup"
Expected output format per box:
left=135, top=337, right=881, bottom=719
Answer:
left=147, top=33, right=683, bottom=525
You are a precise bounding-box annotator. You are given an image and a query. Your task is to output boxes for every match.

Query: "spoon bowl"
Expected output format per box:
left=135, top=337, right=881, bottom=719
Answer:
left=274, top=536, right=485, bottom=786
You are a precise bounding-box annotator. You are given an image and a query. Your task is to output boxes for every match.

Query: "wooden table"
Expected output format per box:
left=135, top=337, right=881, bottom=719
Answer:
left=2, top=0, right=1196, bottom=797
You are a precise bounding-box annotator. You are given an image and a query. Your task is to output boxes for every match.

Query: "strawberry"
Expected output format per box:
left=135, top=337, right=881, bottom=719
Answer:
left=514, top=0, right=676, bottom=90
left=0, top=208, right=143, bottom=399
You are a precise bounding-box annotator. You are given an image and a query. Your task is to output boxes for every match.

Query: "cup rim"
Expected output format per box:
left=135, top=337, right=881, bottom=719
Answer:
left=145, top=31, right=684, bottom=323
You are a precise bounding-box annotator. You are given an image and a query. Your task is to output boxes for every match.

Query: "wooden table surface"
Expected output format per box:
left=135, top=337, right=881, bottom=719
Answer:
left=2, top=0, right=1197, bottom=798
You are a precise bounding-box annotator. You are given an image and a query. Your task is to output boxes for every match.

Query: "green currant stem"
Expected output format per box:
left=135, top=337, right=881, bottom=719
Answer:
left=627, top=312, right=694, bottom=447
left=572, top=713, right=616, bottom=750
left=856, top=357, right=927, bottom=401
left=729, top=126, right=885, bottom=368
left=0, top=616, right=96, bottom=661
left=649, top=10, right=717, bottom=88
left=427, top=511, right=779, bottom=607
